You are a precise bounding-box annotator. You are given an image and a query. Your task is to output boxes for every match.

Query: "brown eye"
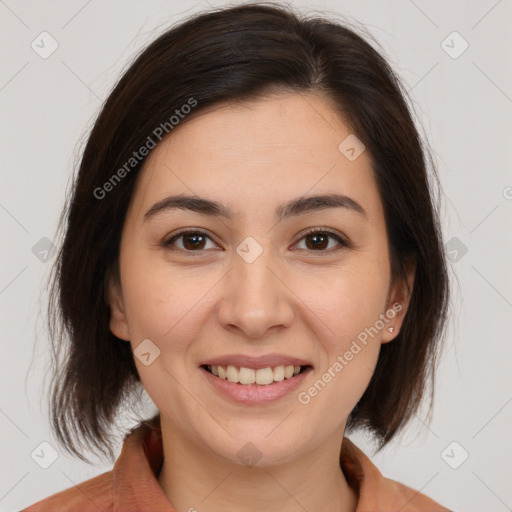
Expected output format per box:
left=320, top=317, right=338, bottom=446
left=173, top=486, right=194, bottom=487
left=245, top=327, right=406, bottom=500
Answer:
left=304, top=233, right=329, bottom=250
left=163, top=228, right=348, bottom=255
left=294, top=229, right=348, bottom=252
left=164, top=230, right=217, bottom=252
left=181, top=233, right=207, bottom=250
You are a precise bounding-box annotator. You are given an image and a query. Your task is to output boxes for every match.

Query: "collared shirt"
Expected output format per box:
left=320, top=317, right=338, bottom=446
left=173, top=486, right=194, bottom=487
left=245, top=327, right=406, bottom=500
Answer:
left=22, top=416, right=450, bottom=511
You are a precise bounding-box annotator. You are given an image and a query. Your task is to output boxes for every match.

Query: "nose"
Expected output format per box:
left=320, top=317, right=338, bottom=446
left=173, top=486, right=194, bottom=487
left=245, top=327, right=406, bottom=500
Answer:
left=216, top=245, right=295, bottom=340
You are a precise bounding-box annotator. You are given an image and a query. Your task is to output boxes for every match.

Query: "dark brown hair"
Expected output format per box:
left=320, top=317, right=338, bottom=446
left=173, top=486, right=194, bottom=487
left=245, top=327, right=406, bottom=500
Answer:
left=45, top=1, right=449, bottom=463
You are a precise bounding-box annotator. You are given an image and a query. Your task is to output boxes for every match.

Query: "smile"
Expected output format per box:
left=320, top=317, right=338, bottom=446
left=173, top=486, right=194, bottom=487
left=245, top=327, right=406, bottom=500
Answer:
left=203, top=364, right=310, bottom=385
left=200, top=363, right=313, bottom=404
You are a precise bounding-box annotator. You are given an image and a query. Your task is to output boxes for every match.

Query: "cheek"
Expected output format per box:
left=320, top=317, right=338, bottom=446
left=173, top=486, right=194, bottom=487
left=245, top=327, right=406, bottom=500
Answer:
left=119, top=254, right=218, bottom=411
left=298, top=279, right=384, bottom=421
left=293, top=256, right=389, bottom=411
left=120, top=250, right=222, bottom=359
left=300, top=258, right=390, bottom=344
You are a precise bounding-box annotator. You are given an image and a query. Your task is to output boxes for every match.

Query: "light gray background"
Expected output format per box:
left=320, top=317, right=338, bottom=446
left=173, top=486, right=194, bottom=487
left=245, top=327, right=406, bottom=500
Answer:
left=1, top=1, right=511, bottom=511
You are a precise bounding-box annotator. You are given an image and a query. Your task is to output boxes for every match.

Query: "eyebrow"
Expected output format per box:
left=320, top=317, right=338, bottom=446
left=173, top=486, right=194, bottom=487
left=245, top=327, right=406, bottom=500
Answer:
left=144, top=193, right=367, bottom=222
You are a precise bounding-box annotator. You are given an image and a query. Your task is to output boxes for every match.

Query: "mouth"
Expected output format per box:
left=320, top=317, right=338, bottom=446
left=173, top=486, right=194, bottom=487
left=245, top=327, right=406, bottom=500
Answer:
left=201, top=364, right=312, bottom=386
left=199, top=354, right=314, bottom=403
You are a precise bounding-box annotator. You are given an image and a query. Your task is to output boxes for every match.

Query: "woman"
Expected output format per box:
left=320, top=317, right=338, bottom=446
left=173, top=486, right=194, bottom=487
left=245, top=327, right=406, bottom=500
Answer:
left=23, top=2, right=450, bottom=511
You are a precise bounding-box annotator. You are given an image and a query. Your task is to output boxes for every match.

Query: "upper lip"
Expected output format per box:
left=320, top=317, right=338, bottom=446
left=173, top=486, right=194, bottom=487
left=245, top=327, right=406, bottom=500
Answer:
left=200, top=354, right=313, bottom=370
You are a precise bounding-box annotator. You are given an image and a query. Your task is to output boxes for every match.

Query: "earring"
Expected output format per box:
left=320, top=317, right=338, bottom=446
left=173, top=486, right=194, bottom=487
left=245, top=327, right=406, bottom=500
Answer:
left=388, top=326, right=395, bottom=333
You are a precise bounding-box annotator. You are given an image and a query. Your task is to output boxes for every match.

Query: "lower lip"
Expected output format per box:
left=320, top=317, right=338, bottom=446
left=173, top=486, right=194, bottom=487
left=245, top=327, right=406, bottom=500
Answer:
left=200, top=366, right=313, bottom=404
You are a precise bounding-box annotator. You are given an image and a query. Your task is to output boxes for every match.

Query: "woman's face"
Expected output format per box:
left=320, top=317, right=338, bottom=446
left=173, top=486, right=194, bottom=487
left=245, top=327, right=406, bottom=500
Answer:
left=108, top=91, right=412, bottom=466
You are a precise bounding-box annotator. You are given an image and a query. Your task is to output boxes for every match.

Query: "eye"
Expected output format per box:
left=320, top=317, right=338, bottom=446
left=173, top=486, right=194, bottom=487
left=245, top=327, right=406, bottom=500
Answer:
left=163, top=227, right=349, bottom=255
left=293, top=228, right=349, bottom=252
left=163, top=230, right=219, bottom=253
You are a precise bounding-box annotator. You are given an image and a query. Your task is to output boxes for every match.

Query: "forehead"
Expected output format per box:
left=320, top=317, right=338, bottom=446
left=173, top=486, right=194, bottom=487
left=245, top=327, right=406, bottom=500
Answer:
left=128, top=92, right=382, bottom=223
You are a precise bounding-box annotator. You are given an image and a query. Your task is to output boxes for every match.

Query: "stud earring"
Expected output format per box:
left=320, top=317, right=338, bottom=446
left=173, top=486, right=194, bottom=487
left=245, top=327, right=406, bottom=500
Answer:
left=388, top=326, right=395, bottom=333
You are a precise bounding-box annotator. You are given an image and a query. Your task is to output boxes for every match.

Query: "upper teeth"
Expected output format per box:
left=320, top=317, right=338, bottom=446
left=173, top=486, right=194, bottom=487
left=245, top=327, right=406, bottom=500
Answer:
left=209, top=365, right=301, bottom=385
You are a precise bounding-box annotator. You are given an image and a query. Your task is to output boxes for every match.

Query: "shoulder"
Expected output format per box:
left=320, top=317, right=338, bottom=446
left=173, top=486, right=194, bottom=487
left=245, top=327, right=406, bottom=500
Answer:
left=21, top=415, right=163, bottom=512
left=373, top=475, right=451, bottom=512
left=21, top=470, right=114, bottom=512
left=341, top=438, right=451, bottom=512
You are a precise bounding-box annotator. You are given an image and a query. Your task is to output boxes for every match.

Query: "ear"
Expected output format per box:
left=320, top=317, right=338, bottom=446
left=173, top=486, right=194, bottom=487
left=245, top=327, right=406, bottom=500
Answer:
left=381, top=258, right=416, bottom=344
left=105, top=268, right=130, bottom=341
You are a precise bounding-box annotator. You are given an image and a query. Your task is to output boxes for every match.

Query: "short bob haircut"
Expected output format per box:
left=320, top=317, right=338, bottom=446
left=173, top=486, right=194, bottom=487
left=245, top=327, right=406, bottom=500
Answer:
left=46, top=1, right=449, bottom=463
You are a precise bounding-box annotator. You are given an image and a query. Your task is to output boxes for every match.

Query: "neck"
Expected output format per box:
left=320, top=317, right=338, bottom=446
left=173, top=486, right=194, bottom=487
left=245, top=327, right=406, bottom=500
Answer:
left=157, top=420, right=358, bottom=512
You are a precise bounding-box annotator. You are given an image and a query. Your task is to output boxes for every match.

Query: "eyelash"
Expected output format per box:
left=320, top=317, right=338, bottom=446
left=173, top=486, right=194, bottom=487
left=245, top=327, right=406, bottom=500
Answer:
left=162, top=227, right=350, bottom=255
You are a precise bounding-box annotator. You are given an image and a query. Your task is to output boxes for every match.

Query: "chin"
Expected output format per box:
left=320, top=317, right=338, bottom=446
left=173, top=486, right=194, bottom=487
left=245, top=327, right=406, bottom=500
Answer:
left=204, top=427, right=309, bottom=468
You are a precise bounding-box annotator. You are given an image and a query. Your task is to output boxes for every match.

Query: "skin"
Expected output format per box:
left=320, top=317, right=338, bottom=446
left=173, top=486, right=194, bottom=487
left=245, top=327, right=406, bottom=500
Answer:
left=107, top=91, right=414, bottom=512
